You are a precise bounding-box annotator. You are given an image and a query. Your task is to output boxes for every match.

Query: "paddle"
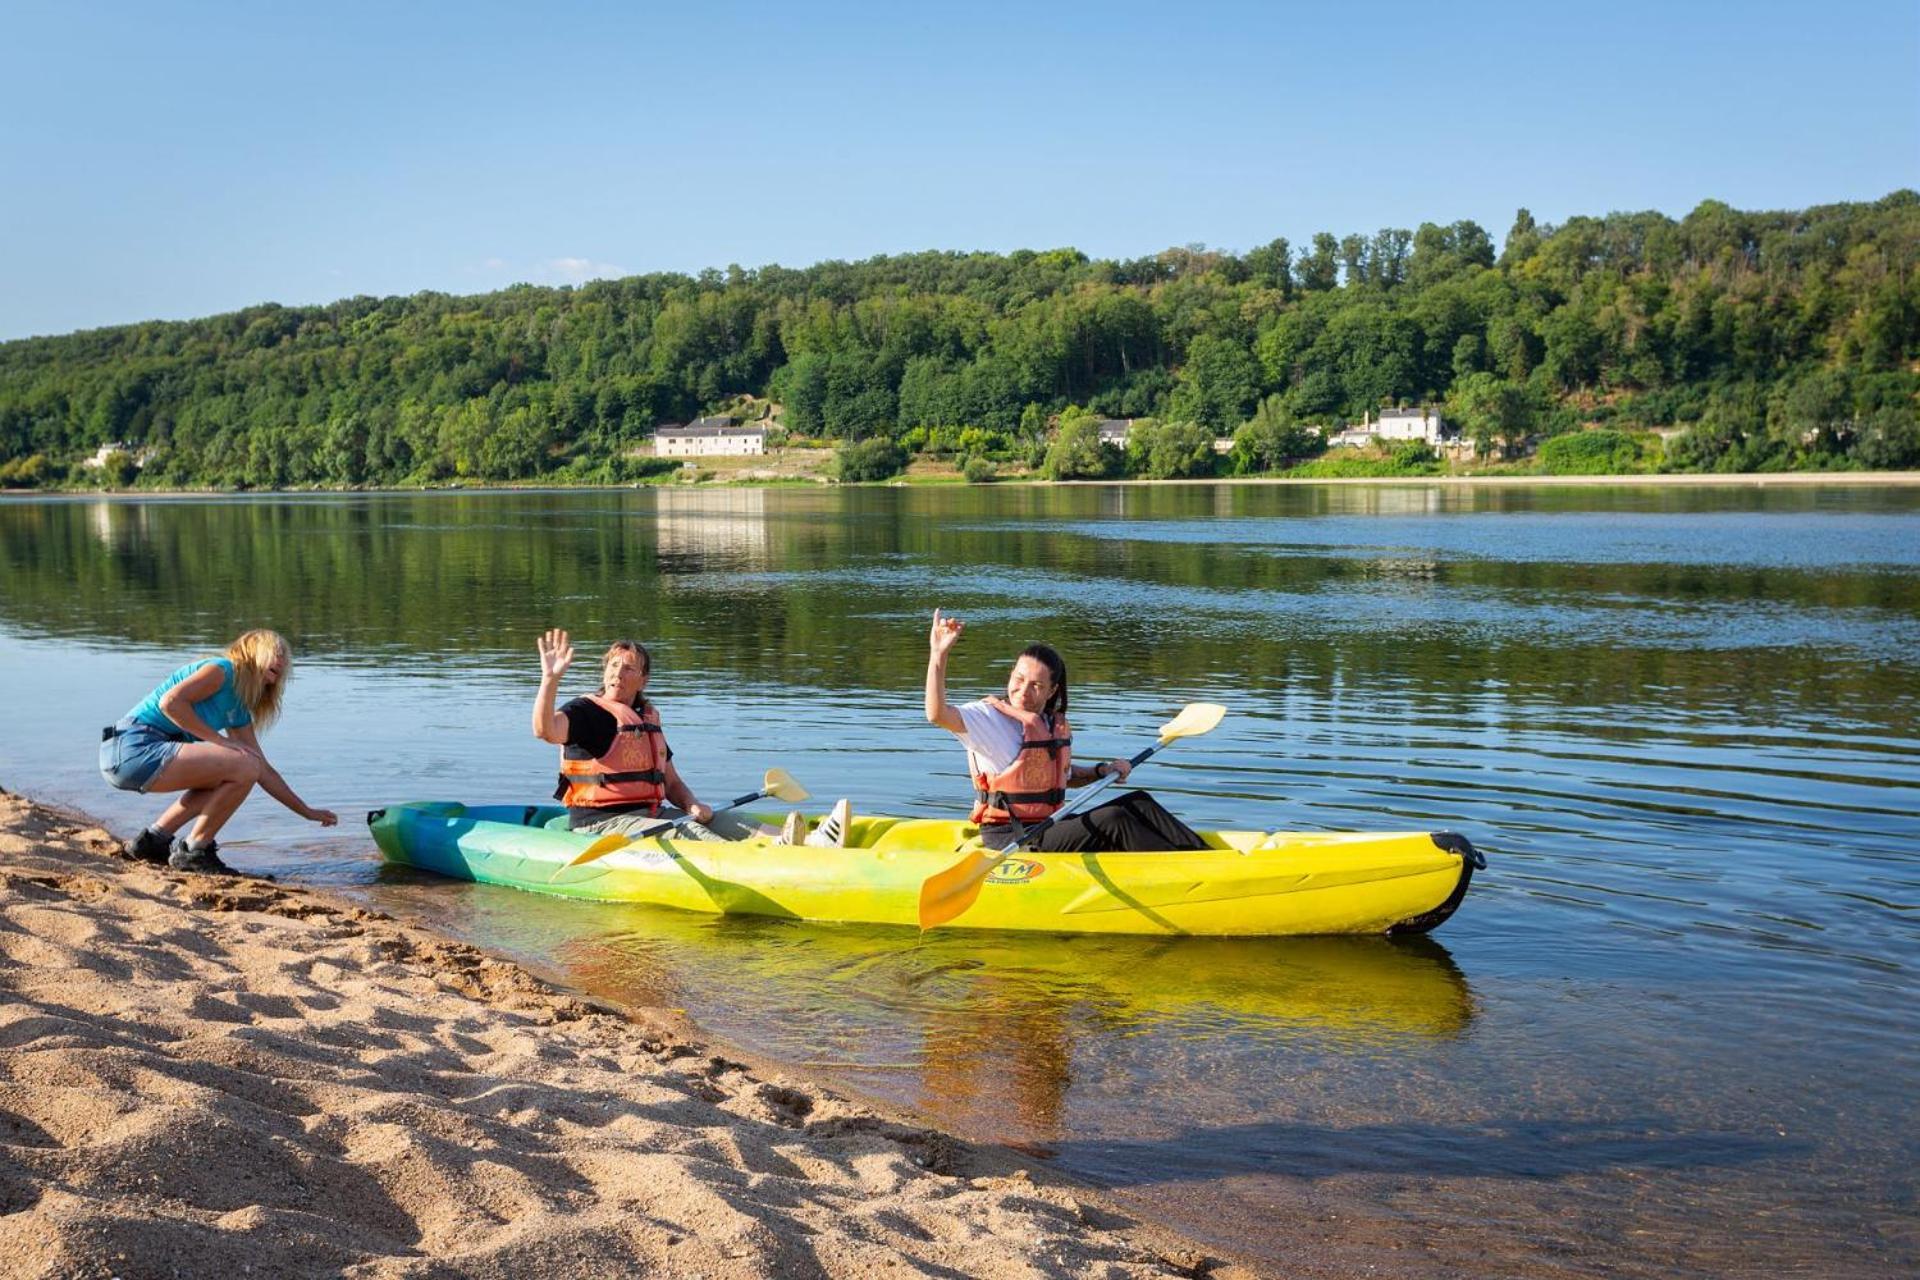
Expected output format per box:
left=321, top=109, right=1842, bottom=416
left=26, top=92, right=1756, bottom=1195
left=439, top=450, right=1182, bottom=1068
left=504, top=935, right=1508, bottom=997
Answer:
left=554, top=767, right=811, bottom=873
left=916, top=702, right=1226, bottom=930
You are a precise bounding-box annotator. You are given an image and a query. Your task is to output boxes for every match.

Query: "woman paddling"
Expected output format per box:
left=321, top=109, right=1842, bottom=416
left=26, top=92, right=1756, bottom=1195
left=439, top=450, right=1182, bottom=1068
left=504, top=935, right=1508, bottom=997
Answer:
left=534, top=629, right=829, bottom=843
left=924, top=609, right=1205, bottom=852
left=101, top=629, right=338, bottom=874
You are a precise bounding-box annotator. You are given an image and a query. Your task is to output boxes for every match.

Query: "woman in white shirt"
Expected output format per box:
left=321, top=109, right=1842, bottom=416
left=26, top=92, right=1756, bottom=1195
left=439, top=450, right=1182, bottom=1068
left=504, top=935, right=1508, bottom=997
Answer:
left=924, top=609, right=1205, bottom=853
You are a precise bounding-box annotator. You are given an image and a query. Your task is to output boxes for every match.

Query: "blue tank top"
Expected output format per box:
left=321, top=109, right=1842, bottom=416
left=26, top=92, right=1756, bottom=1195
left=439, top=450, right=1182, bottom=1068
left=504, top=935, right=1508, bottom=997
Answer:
left=129, top=657, right=254, bottom=737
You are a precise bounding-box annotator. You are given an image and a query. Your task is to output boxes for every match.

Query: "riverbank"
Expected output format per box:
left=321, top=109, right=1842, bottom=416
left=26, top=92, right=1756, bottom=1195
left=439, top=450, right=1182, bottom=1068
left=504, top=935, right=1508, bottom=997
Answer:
left=9, top=467, right=1920, bottom=500
left=0, top=785, right=1248, bottom=1280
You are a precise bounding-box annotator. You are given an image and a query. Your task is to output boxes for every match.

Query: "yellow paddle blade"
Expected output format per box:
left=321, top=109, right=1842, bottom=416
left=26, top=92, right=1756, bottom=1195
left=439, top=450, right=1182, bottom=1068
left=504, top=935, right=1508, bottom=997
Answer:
left=918, top=844, right=1000, bottom=931
left=1159, top=702, right=1226, bottom=743
left=556, top=831, right=632, bottom=871
left=764, top=767, right=810, bottom=804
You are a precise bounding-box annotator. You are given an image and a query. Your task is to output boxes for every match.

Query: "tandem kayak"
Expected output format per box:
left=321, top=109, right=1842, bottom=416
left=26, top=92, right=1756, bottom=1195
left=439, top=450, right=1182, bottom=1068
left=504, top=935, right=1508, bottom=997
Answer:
left=369, top=802, right=1483, bottom=936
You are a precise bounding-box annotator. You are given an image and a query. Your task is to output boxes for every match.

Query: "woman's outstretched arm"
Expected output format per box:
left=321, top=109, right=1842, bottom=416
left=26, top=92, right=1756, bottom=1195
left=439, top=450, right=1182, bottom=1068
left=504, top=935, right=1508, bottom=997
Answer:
left=925, top=608, right=965, bottom=734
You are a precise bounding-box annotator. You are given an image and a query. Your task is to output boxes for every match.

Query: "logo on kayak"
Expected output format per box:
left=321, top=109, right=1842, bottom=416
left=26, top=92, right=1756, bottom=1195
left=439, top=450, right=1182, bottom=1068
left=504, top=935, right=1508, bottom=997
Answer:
left=986, top=857, right=1044, bottom=885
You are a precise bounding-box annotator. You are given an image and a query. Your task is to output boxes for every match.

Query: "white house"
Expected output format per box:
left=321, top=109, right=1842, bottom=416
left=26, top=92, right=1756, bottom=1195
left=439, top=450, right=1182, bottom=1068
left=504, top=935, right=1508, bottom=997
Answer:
left=82, top=442, right=148, bottom=468
left=653, top=416, right=767, bottom=458
left=1095, top=418, right=1132, bottom=447
left=1375, top=407, right=1448, bottom=444
left=1326, top=408, right=1451, bottom=449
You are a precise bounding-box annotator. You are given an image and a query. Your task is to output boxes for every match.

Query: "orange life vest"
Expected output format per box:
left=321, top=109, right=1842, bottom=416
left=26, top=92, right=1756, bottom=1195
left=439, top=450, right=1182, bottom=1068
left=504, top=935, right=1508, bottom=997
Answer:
left=970, top=710, right=1071, bottom=826
left=554, top=694, right=668, bottom=812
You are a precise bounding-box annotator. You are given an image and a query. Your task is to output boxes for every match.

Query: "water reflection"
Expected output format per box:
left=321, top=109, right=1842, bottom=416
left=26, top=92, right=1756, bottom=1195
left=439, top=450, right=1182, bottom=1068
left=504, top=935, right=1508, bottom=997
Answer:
left=369, top=874, right=1472, bottom=1146
left=654, top=486, right=770, bottom=569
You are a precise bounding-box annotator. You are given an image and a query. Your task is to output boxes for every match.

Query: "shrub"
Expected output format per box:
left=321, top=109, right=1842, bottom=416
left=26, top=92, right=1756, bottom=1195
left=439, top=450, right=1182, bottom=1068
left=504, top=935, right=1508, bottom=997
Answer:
left=1852, top=407, right=1920, bottom=469
left=1536, top=429, right=1643, bottom=475
left=833, top=437, right=908, bottom=482
left=962, top=455, right=997, bottom=484
left=1279, top=456, right=1434, bottom=479
left=1389, top=440, right=1437, bottom=468
left=0, top=453, right=55, bottom=488
left=620, top=456, right=680, bottom=482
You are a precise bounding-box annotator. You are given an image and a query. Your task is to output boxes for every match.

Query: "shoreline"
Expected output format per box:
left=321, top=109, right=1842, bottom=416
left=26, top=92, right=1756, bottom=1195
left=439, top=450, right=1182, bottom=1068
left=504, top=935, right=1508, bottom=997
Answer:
left=5, top=468, right=1919, bottom=500
left=0, top=784, right=1254, bottom=1279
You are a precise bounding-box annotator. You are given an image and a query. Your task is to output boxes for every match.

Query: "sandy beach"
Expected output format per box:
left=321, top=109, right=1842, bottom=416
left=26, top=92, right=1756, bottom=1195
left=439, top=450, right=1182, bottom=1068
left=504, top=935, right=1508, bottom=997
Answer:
left=0, top=786, right=1251, bottom=1280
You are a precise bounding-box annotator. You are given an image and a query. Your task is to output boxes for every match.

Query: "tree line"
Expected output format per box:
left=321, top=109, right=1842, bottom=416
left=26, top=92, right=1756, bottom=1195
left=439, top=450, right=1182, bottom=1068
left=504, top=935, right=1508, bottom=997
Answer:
left=2, top=191, right=1916, bottom=489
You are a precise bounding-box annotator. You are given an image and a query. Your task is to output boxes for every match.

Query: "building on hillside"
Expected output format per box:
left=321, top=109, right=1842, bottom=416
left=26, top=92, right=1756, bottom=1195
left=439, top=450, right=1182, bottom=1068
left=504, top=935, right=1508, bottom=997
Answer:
left=652, top=417, right=767, bottom=458
left=1095, top=419, right=1133, bottom=447
left=82, top=442, right=150, bottom=468
left=1375, top=407, right=1448, bottom=444
left=1326, top=407, right=1452, bottom=449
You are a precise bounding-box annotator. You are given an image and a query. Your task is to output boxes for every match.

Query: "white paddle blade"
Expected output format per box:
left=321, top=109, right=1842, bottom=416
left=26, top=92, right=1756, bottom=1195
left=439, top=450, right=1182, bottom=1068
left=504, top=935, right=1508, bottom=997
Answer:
left=1158, top=702, right=1226, bottom=743
left=763, top=767, right=811, bottom=804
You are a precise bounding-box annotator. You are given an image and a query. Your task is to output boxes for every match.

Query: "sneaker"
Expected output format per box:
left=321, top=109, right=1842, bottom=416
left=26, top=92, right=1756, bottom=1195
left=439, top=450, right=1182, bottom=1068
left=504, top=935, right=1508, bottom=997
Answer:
left=804, top=798, right=852, bottom=848
left=778, top=811, right=806, bottom=845
left=127, top=827, right=173, bottom=865
left=168, top=838, right=238, bottom=876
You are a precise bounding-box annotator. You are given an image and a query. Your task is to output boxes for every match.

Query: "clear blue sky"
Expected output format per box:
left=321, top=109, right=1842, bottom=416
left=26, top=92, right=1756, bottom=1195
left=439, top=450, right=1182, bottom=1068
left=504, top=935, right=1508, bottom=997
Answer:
left=3, top=0, right=1915, bottom=341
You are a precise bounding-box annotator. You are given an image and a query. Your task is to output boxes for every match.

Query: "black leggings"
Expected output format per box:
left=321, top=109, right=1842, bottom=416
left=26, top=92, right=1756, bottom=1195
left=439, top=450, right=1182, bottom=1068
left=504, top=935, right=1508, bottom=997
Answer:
left=982, top=790, right=1207, bottom=853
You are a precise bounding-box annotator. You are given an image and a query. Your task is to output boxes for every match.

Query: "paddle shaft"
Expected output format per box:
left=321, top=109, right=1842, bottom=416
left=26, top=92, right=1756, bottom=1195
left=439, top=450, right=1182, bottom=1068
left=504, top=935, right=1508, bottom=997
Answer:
left=714, top=785, right=774, bottom=813
left=668, top=785, right=776, bottom=835
left=1009, top=739, right=1163, bottom=852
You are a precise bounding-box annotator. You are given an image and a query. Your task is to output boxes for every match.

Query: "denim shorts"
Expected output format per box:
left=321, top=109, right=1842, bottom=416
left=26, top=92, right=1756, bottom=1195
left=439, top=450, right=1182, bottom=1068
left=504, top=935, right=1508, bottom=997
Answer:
left=99, top=719, right=189, bottom=793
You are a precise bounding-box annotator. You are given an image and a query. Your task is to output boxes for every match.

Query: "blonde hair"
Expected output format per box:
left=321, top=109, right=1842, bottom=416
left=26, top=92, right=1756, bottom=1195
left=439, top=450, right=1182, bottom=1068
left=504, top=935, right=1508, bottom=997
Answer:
left=224, top=629, right=291, bottom=730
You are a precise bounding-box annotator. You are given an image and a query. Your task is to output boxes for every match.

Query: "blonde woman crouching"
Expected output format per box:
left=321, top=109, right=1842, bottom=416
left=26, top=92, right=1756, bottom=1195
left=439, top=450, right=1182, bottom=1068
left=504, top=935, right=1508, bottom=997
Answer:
left=100, top=629, right=338, bottom=874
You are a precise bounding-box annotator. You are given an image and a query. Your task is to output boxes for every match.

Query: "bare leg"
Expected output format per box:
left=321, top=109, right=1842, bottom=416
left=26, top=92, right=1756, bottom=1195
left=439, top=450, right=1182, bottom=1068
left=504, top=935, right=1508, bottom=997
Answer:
left=184, top=776, right=257, bottom=844
left=146, top=744, right=261, bottom=843
left=152, top=788, right=213, bottom=834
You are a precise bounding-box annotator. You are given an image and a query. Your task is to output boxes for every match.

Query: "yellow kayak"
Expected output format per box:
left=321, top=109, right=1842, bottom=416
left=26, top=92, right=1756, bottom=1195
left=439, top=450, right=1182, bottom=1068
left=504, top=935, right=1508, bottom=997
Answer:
left=367, top=802, right=1483, bottom=937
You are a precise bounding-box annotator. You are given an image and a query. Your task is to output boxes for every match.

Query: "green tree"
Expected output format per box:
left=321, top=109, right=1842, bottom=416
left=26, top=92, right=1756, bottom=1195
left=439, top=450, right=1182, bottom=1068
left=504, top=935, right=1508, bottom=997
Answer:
left=1126, top=419, right=1217, bottom=479
left=1297, top=233, right=1339, bottom=291
left=1042, top=415, right=1117, bottom=480
left=97, top=449, right=139, bottom=488
left=1169, top=333, right=1262, bottom=430
left=1244, top=237, right=1292, bottom=293
left=1229, top=395, right=1322, bottom=473
left=1447, top=373, right=1535, bottom=458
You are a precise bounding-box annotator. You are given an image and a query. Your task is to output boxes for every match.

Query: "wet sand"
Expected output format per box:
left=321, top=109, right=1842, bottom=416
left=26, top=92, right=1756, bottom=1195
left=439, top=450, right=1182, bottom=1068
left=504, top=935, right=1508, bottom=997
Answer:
left=0, top=786, right=1252, bottom=1280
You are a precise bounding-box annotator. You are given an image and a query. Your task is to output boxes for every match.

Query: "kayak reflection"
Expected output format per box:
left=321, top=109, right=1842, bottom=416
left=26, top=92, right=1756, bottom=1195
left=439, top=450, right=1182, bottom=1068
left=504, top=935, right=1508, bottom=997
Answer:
left=371, top=877, right=1474, bottom=1140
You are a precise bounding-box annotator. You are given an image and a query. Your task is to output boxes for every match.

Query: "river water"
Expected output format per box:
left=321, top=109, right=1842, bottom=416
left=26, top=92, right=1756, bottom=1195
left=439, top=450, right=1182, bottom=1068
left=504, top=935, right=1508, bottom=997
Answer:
left=1, top=483, right=1914, bottom=1277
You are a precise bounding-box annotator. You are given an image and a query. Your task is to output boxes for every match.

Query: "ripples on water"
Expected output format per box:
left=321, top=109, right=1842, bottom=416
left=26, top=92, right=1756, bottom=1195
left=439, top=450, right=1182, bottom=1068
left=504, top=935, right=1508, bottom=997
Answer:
left=1, top=483, right=1914, bottom=1277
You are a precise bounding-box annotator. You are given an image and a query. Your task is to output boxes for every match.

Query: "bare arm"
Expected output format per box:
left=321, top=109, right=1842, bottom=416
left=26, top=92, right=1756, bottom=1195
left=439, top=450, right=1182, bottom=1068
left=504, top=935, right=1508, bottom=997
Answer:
left=227, top=725, right=338, bottom=826
left=925, top=608, right=966, bottom=734
left=662, top=756, right=712, bottom=823
left=532, top=629, right=573, bottom=745
left=1067, top=759, right=1131, bottom=788
left=158, top=663, right=251, bottom=751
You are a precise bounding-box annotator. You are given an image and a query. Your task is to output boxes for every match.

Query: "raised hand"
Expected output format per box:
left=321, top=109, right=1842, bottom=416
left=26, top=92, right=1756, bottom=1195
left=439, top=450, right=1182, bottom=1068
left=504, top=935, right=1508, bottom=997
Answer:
left=929, top=608, right=964, bottom=658
left=538, top=628, right=574, bottom=681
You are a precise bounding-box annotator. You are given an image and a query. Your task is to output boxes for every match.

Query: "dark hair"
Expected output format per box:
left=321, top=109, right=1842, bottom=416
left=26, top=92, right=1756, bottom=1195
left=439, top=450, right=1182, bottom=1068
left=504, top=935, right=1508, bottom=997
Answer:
left=1017, top=643, right=1068, bottom=717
